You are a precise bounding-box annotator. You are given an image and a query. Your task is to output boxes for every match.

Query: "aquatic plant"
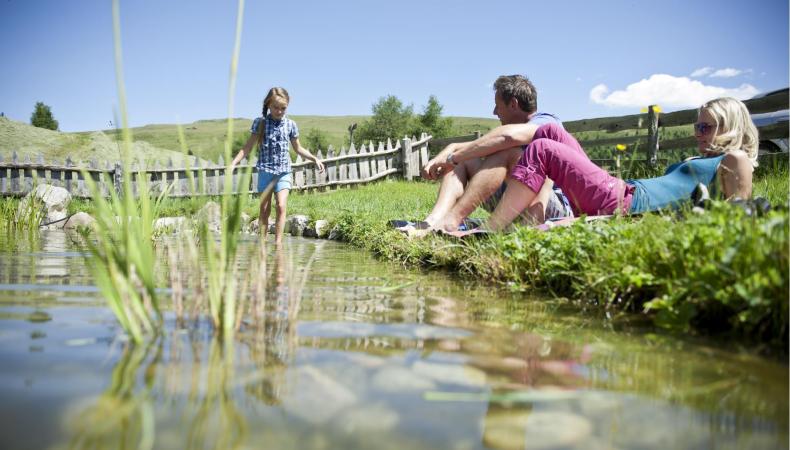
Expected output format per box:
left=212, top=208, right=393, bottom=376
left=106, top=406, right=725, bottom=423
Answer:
left=76, top=0, right=166, bottom=342
left=77, top=0, right=256, bottom=341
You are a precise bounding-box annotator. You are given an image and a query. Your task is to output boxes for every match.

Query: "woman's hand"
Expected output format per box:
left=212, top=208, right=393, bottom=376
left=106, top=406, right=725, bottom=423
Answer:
left=315, top=159, right=325, bottom=173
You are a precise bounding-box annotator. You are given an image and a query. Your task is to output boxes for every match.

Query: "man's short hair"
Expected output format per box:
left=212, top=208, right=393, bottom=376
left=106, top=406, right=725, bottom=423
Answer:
left=494, top=75, right=537, bottom=114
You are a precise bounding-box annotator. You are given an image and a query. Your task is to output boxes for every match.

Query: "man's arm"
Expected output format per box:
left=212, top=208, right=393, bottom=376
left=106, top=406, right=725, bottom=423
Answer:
left=422, top=123, right=539, bottom=180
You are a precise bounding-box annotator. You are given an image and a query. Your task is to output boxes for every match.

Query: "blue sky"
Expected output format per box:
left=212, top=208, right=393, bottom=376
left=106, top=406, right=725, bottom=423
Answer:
left=1, top=0, right=787, bottom=132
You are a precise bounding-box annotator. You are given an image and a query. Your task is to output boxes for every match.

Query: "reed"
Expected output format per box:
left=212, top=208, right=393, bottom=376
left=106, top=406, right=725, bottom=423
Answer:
left=75, top=0, right=168, bottom=342
left=76, top=0, right=256, bottom=341
left=198, top=0, right=251, bottom=340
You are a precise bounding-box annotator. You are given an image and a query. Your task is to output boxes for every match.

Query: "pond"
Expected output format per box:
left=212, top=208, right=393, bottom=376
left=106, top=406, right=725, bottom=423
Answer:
left=0, top=231, right=787, bottom=450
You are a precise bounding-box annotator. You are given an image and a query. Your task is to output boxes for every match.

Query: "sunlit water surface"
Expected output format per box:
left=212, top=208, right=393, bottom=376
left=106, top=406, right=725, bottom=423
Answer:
left=0, top=230, right=787, bottom=450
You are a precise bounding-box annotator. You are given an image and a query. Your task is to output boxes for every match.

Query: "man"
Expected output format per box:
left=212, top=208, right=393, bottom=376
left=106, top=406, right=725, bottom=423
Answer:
left=417, top=75, right=571, bottom=233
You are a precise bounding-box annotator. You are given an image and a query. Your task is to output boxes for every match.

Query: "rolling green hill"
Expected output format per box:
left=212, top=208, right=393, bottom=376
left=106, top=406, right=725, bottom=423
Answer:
left=0, top=116, right=213, bottom=166
left=0, top=115, right=501, bottom=165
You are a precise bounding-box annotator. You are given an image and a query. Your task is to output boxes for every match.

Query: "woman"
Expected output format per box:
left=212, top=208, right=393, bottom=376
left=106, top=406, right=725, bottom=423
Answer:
left=483, top=97, right=758, bottom=231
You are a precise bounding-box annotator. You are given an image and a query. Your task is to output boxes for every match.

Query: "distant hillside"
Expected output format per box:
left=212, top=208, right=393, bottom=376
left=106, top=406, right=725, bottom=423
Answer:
left=0, top=116, right=212, bottom=166
left=0, top=115, right=500, bottom=165
left=94, top=116, right=500, bottom=162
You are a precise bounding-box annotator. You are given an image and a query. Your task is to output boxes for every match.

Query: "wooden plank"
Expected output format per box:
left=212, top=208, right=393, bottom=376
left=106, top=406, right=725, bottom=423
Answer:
left=419, top=133, right=430, bottom=168
left=377, top=142, right=387, bottom=176
left=658, top=122, right=789, bottom=151
left=294, top=155, right=305, bottom=188
left=347, top=144, right=359, bottom=182
left=647, top=106, right=660, bottom=165
left=576, top=134, right=645, bottom=148
left=653, top=89, right=789, bottom=128
left=316, top=149, right=326, bottom=185
left=564, top=113, right=644, bottom=134
left=430, top=134, right=477, bottom=150
left=400, top=137, right=412, bottom=180
left=288, top=167, right=400, bottom=191
left=758, top=121, right=790, bottom=140
left=338, top=147, right=347, bottom=181
left=358, top=143, right=370, bottom=180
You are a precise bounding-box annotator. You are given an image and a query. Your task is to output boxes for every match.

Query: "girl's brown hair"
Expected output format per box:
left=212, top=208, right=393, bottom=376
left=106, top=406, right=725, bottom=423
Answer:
left=262, top=87, right=290, bottom=117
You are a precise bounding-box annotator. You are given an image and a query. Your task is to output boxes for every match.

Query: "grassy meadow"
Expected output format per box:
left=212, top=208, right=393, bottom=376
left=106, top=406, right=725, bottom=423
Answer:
left=0, top=114, right=500, bottom=166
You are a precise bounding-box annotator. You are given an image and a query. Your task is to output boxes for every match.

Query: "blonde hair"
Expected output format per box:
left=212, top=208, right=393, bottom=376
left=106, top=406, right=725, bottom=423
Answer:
left=262, top=87, right=290, bottom=117
left=700, top=97, right=759, bottom=167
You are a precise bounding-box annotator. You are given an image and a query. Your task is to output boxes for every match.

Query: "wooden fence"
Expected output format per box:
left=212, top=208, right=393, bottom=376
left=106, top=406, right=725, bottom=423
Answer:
left=564, top=87, right=789, bottom=166
left=2, top=89, right=787, bottom=198
left=430, top=88, right=789, bottom=167
left=0, top=133, right=431, bottom=198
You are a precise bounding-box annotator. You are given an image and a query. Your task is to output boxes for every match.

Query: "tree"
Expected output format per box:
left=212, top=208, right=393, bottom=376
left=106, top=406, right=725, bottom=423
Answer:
left=303, top=128, right=331, bottom=151
left=355, top=95, right=414, bottom=144
left=30, top=102, right=59, bottom=130
left=412, top=95, right=454, bottom=139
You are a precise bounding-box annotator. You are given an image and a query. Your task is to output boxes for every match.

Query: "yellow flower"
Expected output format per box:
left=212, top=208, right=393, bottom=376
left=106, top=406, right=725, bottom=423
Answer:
left=616, top=144, right=627, bottom=152
left=640, top=105, right=662, bottom=114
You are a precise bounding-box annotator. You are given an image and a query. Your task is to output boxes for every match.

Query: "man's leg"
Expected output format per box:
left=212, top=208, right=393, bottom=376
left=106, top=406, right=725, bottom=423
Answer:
left=436, top=147, right=522, bottom=231
left=423, top=158, right=482, bottom=226
left=485, top=178, right=539, bottom=232
left=521, top=179, right=556, bottom=225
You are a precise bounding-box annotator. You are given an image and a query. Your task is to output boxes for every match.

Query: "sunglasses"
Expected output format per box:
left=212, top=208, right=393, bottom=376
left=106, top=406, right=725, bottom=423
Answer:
left=693, top=122, right=715, bottom=135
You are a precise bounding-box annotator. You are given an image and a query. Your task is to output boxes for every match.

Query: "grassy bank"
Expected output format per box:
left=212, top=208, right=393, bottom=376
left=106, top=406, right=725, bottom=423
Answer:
left=282, top=172, right=788, bottom=351
left=7, top=166, right=789, bottom=351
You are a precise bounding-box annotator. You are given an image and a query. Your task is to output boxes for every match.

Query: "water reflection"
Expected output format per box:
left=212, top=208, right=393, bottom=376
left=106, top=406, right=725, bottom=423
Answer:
left=0, top=233, right=786, bottom=450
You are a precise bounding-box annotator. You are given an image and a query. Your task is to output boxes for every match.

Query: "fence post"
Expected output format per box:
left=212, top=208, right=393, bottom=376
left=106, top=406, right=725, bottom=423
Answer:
left=647, top=105, right=660, bottom=166
left=113, top=163, right=123, bottom=197
left=400, top=136, right=413, bottom=180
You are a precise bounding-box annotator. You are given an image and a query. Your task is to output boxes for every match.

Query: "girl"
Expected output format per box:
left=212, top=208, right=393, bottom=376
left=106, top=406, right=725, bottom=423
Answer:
left=480, top=96, right=758, bottom=230
left=230, top=87, right=325, bottom=243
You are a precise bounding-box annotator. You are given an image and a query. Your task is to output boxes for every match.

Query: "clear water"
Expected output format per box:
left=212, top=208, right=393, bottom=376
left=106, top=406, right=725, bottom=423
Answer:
left=0, top=230, right=787, bottom=450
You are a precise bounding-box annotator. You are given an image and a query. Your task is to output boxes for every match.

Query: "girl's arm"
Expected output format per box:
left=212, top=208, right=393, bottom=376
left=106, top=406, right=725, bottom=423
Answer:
left=230, top=132, right=260, bottom=169
left=291, top=137, right=325, bottom=173
left=718, top=150, right=753, bottom=199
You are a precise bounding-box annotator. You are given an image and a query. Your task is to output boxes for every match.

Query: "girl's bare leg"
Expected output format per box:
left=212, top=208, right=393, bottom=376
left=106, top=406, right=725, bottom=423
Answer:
left=274, top=189, right=290, bottom=244
left=259, top=190, right=273, bottom=236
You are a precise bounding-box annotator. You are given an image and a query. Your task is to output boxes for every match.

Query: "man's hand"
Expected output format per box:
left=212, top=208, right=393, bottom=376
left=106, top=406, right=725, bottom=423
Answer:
left=421, top=144, right=457, bottom=180
left=421, top=156, right=454, bottom=180
left=315, top=159, right=326, bottom=174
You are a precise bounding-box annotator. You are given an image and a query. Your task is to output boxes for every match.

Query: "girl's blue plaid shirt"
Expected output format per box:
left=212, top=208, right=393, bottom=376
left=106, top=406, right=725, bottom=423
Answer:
left=251, top=115, right=299, bottom=174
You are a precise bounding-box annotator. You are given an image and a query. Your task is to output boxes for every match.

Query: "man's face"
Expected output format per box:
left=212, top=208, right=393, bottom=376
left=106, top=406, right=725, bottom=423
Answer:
left=493, top=92, right=519, bottom=125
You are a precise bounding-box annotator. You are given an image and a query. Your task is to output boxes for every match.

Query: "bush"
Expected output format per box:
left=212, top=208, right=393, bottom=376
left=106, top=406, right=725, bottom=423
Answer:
left=30, top=102, right=59, bottom=130
left=356, top=95, right=455, bottom=144
left=356, top=95, right=414, bottom=144
left=303, top=128, right=331, bottom=152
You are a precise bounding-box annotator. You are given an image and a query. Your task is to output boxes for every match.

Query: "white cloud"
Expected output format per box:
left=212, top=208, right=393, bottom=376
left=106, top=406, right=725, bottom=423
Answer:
left=690, top=67, right=713, bottom=77
left=710, top=68, right=742, bottom=78
left=589, top=74, right=760, bottom=109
